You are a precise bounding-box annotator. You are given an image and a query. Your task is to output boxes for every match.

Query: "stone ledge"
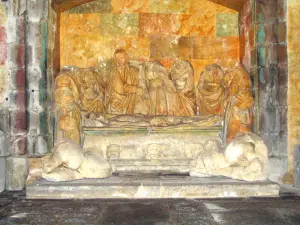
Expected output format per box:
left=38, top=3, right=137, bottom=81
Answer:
left=26, top=175, right=279, bottom=199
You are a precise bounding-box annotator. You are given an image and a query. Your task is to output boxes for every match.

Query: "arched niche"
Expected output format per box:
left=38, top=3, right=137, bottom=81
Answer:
left=53, top=0, right=248, bottom=12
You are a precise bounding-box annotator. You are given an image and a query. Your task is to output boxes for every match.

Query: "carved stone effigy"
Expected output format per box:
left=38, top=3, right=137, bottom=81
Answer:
left=44, top=49, right=266, bottom=183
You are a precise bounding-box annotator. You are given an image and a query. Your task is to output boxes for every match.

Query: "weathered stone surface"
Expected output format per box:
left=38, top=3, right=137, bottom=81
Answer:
left=27, top=157, right=42, bottom=184
left=68, top=0, right=111, bottom=14
left=149, top=36, right=194, bottom=59
left=41, top=141, right=114, bottom=182
left=149, top=0, right=189, bottom=13
left=0, top=131, right=8, bottom=157
left=190, top=133, right=268, bottom=182
left=0, top=3, right=7, bottom=25
left=11, top=136, right=27, bottom=155
left=100, top=13, right=139, bottom=36
left=268, top=156, right=288, bottom=183
left=139, top=13, right=180, bottom=37
left=27, top=0, right=48, bottom=22
left=294, top=145, right=300, bottom=188
left=0, top=66, right=8, bottom=103
left=7, top=43, right=25, bottom=69
left=83, top=126, right=221, bottom=174
left=5, top=157, right=28, bottom=191
left=216, top=13, right=239, bottom=37
left=60, top=0, right=239, bottom=70
left=149, top=36, right=177, bottom=59
left=0, top=43, right=7, bottom=65
left=0, top=157, right=5, bottom=192
left=26, top=176, right=280, bottom=199
left=178, top=13, right=215, bottom=36
left=194, top=37, right=239, bottom=59
left=111, top=0, right=149, bottom=13
left=284, top=0, right=295, bottom=176
left=42, top=141, right=84, bottom=174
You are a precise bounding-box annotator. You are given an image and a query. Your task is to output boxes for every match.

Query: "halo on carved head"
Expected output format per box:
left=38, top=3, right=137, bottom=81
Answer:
left=169, top=60, right=193, bottom=81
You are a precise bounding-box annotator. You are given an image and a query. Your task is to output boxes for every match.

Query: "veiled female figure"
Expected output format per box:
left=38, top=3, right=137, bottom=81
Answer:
left=223, top=62, right=254, bottom=143
left=75, top=68, right=106, bottom=113
left=55, top=72, right=82, bottom=144
left=169, top=60, right=196, bottom=116
left=197, top=64, right=225, bottom=116
left=144, top=61, right=177, bottom=116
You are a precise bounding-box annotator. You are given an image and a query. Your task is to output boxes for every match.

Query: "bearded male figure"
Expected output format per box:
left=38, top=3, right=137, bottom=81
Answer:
left=107, top=49, right=144, bottom=114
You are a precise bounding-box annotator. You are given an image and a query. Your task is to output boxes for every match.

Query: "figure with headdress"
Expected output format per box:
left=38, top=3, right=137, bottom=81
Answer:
left=75, top=68, right=106, bottom=113
left=197, top=64, right=225, bottom=116
left=54, top=71, right=82, bottom=144
left=169, top=60, right=196, bottom=116
left=223, top=62, right=254, bottom=143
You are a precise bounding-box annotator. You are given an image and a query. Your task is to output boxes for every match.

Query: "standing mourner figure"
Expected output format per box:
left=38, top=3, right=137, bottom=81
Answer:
left=144, top=61, right=177, bottom=116
left=169, top=60, right=196, bottom=116
left=197, top=64, right=225, bottom=116
left=223, top=62, right=254, bottom=143
left=107, top=49, right=144, bottom=115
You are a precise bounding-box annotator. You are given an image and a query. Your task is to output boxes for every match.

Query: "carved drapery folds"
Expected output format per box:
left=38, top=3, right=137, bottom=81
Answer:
left=54, top=50, right=254, bottom=145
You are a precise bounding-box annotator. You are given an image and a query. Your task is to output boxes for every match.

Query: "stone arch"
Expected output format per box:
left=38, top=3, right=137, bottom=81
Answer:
left=53, top=0, right=247, bottom=12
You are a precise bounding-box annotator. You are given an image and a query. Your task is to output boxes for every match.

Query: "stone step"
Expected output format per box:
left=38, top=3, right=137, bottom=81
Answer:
left=26, top=175, right=279, bottom=199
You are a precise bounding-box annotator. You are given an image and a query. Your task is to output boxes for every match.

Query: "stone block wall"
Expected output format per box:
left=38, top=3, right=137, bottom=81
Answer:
left=0, top=0, right=28, bottom=191
left=256, top=0, right=288, bottom=182
left=0, top=0, right=50, bottom=192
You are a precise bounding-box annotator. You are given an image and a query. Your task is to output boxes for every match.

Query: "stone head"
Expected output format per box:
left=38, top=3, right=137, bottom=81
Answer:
left=114, top=49, right=129, bottom=67
left=55, top=87, right=76, bottom=110
left=203, top=64, right=224, bottom=84
left=169, top=60, right=193, bottom=92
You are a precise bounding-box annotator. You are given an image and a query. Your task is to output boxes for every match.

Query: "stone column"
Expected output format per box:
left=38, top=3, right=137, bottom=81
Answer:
left=256, top=0, right=288, bottom=183
left=288, top=0, right=300, bottom=183
left=0, top=0, right=28, bottom=191
left=26, top=0, right=49, bottom=156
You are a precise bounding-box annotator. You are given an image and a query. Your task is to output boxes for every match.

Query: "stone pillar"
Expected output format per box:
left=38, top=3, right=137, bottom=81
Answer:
left=0, top=0, right=51, bottom=192
left=239, top=0, right=258, bottom=133
left=256, top=0, right=288, bottom=183
left=288, top=0, right=300, bottom=183
left=5, top=157, right=28, bottom=191
left=26, top=0, right=49, bottom=156
left=294, top=145, right=300, bottom=188
left=0, top=0, right=28, bottom=192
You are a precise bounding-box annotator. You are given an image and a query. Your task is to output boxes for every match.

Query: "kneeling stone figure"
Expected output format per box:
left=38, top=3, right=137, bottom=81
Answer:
left=42, top=141, right=115, bottom=182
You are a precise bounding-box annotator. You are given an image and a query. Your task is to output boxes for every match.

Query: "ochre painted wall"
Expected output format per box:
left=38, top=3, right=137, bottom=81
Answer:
left=60, top=0, right=239, bottom=81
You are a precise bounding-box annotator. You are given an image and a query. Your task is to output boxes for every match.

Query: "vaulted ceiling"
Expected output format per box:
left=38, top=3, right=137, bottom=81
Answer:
left=53, top=0, right=248, bottom=12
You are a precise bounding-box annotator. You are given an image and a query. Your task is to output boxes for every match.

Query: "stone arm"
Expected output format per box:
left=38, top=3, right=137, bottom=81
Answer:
left=111, top=72, right=137, bottom=95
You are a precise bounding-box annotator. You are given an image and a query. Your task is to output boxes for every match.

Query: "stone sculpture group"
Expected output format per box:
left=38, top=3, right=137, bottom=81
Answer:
left=40, top=49, right=269, bottom=182
left=55, top=49, right=253, bottom=144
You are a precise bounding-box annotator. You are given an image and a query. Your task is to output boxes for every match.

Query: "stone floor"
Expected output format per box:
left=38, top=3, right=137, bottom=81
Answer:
left=0, top=191, right=300, bottom=225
